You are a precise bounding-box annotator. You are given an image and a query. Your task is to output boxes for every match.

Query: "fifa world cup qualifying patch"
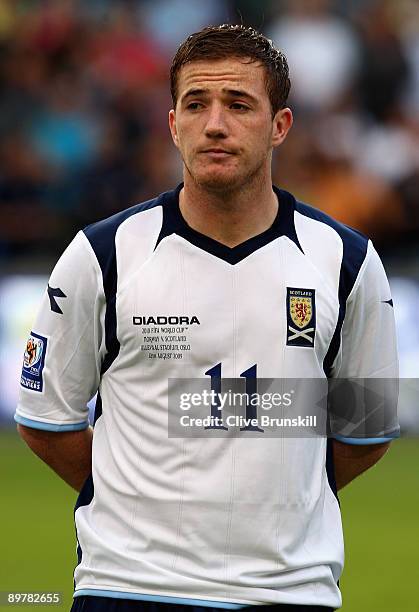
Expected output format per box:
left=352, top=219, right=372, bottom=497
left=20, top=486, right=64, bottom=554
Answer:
left=20, top=331, right=48, bottom=392
left=286, top=288, right=316, bottom=347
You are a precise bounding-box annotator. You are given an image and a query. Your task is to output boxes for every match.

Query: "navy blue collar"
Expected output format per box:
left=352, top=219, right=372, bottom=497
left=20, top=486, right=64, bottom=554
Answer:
left=156, top=183, right=302, bottom=264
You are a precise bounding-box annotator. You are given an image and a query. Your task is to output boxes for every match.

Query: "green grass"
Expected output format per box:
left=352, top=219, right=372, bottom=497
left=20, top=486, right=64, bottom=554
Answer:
left=1, top=430, right=76, bottom=611
left=1, top=430, right=418, bottom=611
left=339, top=437, right=419, bottom=612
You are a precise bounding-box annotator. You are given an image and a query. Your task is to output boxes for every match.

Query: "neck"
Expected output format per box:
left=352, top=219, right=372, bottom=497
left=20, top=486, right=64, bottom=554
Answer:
left=179, top=169, right=279, bottom=248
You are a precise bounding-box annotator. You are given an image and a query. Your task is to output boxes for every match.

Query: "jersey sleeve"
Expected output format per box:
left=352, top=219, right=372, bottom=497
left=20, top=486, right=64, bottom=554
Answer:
left=15, top=231, right=106, bottom=431
left=329, top=241, right=400, bottom=444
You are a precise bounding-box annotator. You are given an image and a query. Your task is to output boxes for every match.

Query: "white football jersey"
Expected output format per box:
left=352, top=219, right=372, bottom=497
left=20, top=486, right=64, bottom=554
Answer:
left=16, top=185, right=399, bottom=609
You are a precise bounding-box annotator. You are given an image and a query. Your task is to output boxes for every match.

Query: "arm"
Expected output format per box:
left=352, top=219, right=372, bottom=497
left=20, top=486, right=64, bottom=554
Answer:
left=333, top=439, right=390, bottom=490
left=15, top=233, right=105, bottom=489
left=17, top=424, right=93, bottom=492
left=329, top=242, right=399, bottom=459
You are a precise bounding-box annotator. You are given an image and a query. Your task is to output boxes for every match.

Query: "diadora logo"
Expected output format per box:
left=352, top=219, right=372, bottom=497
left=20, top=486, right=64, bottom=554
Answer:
left=133, top=315, right=200, bottom=325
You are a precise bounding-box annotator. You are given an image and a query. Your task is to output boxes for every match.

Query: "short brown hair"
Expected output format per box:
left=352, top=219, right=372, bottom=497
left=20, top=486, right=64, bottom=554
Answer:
left=170, top=24, right=291, bottom=117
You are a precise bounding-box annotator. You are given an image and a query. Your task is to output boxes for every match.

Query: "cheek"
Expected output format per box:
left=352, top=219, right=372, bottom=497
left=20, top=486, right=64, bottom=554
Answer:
left=174, top=122, right=193, bottom=149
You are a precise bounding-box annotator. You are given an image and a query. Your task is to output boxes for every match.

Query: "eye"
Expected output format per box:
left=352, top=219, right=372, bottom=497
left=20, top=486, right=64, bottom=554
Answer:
left=186, top=102, right=203, bottom=110
left=230, top=102, right=250, bottom=111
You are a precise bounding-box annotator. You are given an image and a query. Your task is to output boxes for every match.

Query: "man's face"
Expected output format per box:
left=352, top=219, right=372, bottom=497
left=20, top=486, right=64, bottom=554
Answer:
left=169, top=57, right=291, bottom=193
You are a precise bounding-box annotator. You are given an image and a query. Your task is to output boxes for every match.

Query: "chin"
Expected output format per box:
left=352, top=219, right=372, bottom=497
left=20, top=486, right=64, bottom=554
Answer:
left=187, top=156, right=265, bottom=194
left=192, top=169, right=246, bottom=193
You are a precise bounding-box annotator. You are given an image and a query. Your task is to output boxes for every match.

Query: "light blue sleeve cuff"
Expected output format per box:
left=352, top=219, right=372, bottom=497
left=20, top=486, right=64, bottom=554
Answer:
left=14, top=414, right=89, bottom=432
left=333, top=432, right=400, bottom=445
left=74, top=590, right=248, bottom=609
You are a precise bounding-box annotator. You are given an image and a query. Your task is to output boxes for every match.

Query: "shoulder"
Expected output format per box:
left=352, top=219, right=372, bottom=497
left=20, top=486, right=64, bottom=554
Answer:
left=294, top=198, right=369, bottom=256
left=83, top=193, right=163, bottom=257
left=292, top=196, right=370, bottom=287
left=82, top=186, right=178, bottom=271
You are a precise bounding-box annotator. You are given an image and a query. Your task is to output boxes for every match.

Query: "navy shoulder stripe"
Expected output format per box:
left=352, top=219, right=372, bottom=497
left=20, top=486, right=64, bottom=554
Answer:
left=83, top=193, right=165, bottom=375
left=74, top=472, right=94, bottom=576
left=295, top=201, right=369, bottom=377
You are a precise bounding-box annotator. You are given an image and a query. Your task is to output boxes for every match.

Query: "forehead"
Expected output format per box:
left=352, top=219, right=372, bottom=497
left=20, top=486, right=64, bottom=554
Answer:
left=177, top=57, right=267, bottom=97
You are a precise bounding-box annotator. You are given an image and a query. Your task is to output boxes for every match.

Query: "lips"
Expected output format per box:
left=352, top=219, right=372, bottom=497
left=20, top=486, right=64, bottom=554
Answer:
left=202, top=149, right=232, bottom=154
left=200, top=149, right=235, bottom=158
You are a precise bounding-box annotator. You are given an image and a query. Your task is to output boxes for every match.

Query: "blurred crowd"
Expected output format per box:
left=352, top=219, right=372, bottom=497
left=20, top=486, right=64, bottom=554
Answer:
left=1, top=0, right=419, bottom=261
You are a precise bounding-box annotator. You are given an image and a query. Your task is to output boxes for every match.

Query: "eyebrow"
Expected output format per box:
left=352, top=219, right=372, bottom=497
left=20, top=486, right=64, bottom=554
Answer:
left=181, top=88, right=258, bottom=104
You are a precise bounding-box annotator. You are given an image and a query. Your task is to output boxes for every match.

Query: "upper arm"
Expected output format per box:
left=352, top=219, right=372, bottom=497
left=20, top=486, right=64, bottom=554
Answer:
left=332, top=438, right=391, bottom=490
left=15, top=232, right=106, bottom=432
left=334, top=241, right=398, bottom=379
left=332, top=438, right=391, bottom=459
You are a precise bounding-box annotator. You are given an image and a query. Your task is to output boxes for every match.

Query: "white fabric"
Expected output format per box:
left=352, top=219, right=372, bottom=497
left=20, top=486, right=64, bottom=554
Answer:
left=16, top=190, right=398, bottom=609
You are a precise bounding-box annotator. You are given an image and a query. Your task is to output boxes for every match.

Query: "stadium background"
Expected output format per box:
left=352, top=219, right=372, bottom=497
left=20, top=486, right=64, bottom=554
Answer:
left=0, top=0, right=418, bottom=610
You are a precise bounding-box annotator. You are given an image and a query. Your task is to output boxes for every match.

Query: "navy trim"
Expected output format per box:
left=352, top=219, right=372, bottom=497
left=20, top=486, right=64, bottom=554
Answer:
left=295, top=201, right=369, bottom=377
left=326, top=438, right=339, bottom=502
left=83, top=196, right=163, bottom=375
left=93, top=392, right=102, bottom=425
left=74, top=473, right=95, bottom=588
left=155, top=184, right=302, bottom=264
left=77, top=194, right=169, bottom=587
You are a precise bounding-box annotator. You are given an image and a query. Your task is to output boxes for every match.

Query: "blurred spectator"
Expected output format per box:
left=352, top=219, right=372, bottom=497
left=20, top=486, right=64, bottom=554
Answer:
left=353, top=1, right=410, bottom=121
left=268, top=0, right=360, bottom=111
left=273, top=119, right=404, bottom=245
left=140, top=0, right=227, bottom=53
left=86, top=3, right=167, bottom=93
left=0, top=0, right=418, bottom=261
left=28, top=72, right=103, bottom=173
left=355, top=115, right=419, bottom=184
left=0, top=133, right=62, bottom=257
left=397, top=0, right=419, bottom=118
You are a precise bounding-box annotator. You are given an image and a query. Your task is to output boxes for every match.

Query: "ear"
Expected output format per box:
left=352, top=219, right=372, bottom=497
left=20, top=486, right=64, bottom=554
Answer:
left=169, top=109, right=179, bottom=148
left=271, top=107, right=293, bottom=148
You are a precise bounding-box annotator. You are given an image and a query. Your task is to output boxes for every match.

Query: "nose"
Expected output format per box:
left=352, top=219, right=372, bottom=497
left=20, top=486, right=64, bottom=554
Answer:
left=204, top=103, right=228, bottom=139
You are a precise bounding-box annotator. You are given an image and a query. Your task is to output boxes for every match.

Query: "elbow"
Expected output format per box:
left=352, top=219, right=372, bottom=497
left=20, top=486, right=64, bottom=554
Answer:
left=17, top=423, right=42, bottom=442
left=16, top=423, right=51, bottom=457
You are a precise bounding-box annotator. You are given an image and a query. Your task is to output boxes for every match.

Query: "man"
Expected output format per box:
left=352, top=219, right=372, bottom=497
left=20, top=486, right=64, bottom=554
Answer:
left=16, top=25, right=398, bottom=612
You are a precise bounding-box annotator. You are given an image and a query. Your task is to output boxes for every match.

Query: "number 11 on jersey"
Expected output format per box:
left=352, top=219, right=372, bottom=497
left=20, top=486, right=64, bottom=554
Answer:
left=204, top=363, right=264, bottom=432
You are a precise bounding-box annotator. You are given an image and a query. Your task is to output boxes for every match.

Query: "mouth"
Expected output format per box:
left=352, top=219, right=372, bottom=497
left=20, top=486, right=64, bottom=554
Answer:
left=200, top=149, right=235, bottom=158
